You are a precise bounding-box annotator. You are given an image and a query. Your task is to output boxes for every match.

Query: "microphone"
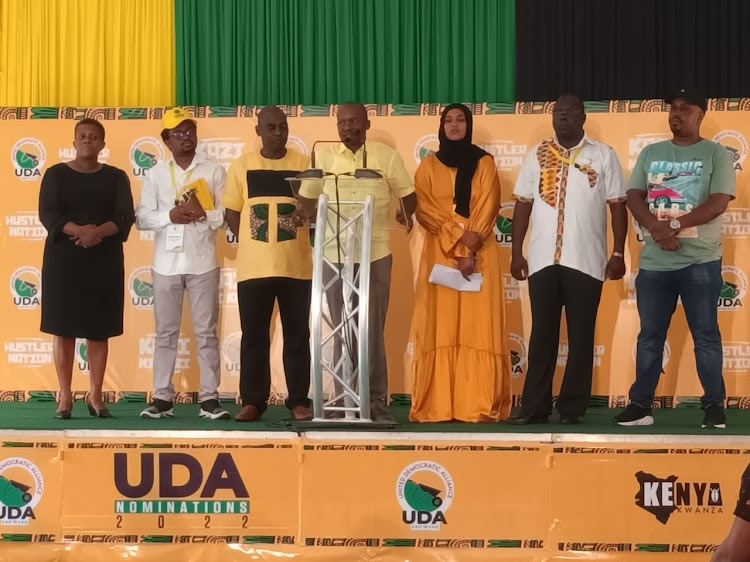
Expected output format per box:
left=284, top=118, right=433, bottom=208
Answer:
left=296, top=139, right=383, bottom=179
left=294, top=140, right=341, bottom=180
left=356, top=143, right=383, bottom=179
left=310, top=140, right=343, bottom=170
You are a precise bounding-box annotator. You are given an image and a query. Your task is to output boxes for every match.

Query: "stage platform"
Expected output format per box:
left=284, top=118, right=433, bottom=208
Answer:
left=2, top=401, right=749, bottom=436
left=0, top=401, right=746, bottom=561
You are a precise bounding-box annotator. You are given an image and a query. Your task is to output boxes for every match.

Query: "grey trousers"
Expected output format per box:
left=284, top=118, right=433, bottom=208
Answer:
left=151, top=268, right=221, bottom=403
left=323, top=254, right=392, bottom=404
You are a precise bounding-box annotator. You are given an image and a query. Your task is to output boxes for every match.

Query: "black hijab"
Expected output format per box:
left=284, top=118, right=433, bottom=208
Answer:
left=435, top=103, right=488, bottom=218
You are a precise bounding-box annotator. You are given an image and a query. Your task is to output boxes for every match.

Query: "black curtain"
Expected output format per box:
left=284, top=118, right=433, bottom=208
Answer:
left=516, top=0, right=750, bottom=101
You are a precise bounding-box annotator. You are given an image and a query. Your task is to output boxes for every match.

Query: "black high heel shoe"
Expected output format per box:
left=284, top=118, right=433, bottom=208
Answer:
left=87, top=401, right=113, bottom=418
left=55, top=397, right=72, bottom=419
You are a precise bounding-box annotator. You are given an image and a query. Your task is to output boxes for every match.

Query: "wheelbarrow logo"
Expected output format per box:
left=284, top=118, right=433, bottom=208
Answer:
left=719, top=266, right=747, bottom=311
left=10, top=266, right=41, bottom=310
left=494, top=202, right=515, bottom=247
left=129, top=137, right=165, bottom=177
left=128, top=266, right=154, bottom=309
left=396, top=461, right=454, bottom=531
left=11, top=138, right=46, bottom=181
left=0, top=457, right=44, bottom=525
left=413, top=134, right=439, bottom=165
left=712, top=130, right=747, bottom=174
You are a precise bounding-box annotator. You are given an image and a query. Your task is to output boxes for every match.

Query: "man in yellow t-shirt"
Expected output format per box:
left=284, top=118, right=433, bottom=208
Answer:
left=298, top=102, right=416, bottom=422
left=223, top=106, right=312, bottom=422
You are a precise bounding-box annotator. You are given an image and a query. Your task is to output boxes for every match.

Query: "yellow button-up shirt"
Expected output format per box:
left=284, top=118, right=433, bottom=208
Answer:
left=299, top=140, right=414, bottom=263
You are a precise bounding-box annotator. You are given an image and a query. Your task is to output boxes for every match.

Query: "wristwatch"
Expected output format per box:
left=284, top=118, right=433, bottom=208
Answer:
left=669, top=218, right=682, bottom=232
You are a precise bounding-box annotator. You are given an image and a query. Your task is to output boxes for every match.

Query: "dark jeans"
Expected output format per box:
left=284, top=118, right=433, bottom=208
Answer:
left=237, top=277, right=312, bottom=413
left=629, top=260, right=725, bottom=409
left=521, top=265, right=603, bottom=417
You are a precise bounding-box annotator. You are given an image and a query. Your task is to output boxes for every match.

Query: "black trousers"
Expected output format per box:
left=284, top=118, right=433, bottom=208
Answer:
left=237, top=277, right=312, bottom=413
left=520, top=265, right=603, bottom=417
left=322, top=255, right=392, bottom=404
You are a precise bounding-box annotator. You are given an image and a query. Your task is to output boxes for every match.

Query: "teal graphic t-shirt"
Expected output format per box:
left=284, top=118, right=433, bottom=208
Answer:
left=631, top=139, right=735, bottom=271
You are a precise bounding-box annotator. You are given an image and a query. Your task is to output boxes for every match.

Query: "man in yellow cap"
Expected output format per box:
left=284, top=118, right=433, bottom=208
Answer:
left=135, top=108, right=229, bottom=420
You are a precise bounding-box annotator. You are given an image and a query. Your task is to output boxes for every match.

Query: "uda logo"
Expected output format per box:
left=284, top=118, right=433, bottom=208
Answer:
left=719, top=266, right=747, bottom=311
left=396, top=461, right=454, bottom=531
left=712, top=130, right=747, bottom=174
left=11, top=138, right=46, bottom=180
left=0, top=457, right=44, bottom=525
left=129, top=137, right=165, bottom=177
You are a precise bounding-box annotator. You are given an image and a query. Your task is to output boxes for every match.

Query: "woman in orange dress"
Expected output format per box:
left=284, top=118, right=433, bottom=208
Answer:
left=409, top=104, right=511, bottom=422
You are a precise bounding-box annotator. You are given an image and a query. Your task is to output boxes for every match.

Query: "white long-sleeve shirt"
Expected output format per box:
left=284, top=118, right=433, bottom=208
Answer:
left=135, top=154, right=226, bottom=276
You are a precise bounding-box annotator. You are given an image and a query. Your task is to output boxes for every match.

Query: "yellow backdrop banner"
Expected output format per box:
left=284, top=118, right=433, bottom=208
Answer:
left=1, top=101, right=749, bottom=409
left=0, top=435, right=747, bottom=560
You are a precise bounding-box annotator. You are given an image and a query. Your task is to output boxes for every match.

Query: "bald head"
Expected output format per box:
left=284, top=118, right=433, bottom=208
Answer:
left=258, top=105, right=286, bottom=126
left=256, top=105, right=289, bottom=158
left=337, top=102, right=369, bottom=152
left=339, top=102, right=367, bottom=120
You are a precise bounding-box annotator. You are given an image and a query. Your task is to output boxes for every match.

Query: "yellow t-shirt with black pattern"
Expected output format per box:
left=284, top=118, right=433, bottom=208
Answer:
left=223, top=150, right=312, bottom=281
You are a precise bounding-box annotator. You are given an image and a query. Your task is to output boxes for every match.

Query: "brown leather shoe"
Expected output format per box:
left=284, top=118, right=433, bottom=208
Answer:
left=235, top=405, right=261, bottom=422
left=291, top=405, right=313, bottom=421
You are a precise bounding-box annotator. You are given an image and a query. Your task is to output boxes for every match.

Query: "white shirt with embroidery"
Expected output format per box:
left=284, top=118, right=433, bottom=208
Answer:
left=513, top=135, right=628, bottom=281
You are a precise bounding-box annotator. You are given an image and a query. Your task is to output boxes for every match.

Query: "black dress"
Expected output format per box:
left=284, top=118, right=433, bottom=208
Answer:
left=38, top=163, right=135, bottom=340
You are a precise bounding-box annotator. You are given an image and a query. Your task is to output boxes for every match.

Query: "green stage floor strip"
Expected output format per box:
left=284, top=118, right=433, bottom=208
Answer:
left=0, top=402, right=747, bottom=438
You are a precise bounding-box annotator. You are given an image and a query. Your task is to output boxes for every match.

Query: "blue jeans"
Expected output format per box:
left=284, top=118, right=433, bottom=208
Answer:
left=629, top=260, right=725, bottom=409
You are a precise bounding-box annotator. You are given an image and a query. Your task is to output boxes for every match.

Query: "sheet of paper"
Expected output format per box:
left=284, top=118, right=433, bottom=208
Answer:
left=428, top=263, right=483, bottom=292
left=165, top=224, right=185, bottom=252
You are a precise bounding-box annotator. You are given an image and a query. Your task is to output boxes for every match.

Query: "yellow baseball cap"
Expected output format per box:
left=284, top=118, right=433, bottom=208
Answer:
left=162, top=107, right=194, bottom=130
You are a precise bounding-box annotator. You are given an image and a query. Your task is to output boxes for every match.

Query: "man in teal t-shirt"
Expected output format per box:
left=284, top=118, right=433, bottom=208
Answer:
left=615, top=89, right=735, bottom=429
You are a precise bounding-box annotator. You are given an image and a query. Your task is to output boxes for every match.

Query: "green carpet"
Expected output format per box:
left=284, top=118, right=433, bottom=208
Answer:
left=0, top=402, right=747, bottom=435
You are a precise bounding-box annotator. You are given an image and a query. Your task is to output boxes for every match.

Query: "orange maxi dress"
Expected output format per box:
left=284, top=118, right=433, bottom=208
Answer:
left=409, top=154, right=511, bottom=422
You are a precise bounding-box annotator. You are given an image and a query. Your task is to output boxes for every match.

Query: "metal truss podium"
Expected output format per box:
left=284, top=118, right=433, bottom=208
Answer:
left=310, top=193, right=375, bottom=422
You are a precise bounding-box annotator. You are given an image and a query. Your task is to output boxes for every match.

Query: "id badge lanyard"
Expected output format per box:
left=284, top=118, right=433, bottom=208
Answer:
left=165, top=162, right=195, bottom=252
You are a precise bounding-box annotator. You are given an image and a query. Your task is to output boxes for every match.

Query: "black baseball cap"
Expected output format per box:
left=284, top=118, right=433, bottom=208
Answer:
left=666, top=89, right=707, bottom=112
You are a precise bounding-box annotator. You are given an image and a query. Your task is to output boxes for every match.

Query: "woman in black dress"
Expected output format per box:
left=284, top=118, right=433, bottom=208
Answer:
left=38, top=119, right=135, bottom=419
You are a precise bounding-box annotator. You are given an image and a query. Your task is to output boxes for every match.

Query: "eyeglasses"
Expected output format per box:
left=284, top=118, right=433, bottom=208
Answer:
left=169, top=129, right=196, bottom=140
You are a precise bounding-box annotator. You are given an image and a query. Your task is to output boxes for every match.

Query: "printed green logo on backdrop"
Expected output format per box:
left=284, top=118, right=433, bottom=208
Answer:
left=9, top=267, right=41, bottom=310
left=719, top=265, right=747, bottom=311
left=11, top=138, right=45, bottom=180
left=129, top=137, right=165, bottom=178
left=0, top=457, right=44, bottom=525
left=396, top=461, right=454, bottom=531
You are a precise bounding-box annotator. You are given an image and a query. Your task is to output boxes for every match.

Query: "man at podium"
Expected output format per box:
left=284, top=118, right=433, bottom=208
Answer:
left=298, top=102, right=416, bottom=422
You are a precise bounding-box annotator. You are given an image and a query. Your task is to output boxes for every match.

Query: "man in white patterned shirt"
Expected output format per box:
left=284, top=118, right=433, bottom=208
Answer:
left=135, top=108, right=229, bottom=420
left=507, top=94, right=629, bottom=425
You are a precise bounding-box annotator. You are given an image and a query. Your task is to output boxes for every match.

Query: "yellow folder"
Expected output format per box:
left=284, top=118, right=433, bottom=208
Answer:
left=183, top=177, right=215, bottom=210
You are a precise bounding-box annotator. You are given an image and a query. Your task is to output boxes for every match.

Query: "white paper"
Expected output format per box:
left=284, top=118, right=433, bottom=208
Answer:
left=165, top=224, right=185, bottom=252
left=428, top=264, right=483, bottom=292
